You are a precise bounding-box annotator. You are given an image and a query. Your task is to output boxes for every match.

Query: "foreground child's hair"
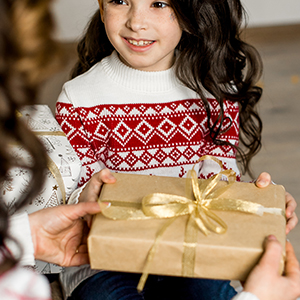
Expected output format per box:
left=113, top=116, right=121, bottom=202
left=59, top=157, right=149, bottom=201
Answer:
left=71, top=0, right=263, bottom=177
left=0, top=0, right=61, bottom=273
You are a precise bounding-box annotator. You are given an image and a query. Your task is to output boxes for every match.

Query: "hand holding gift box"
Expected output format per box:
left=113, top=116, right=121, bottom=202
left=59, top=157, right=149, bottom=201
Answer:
left=88, top=156, right=286, bottom=290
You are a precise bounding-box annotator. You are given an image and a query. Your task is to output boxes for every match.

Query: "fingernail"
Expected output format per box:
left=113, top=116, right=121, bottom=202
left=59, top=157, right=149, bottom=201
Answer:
left=100, top=202, right=111, bottom=209
left=257, top=179, right=265, bottom=185
left=268, top=235, right=277, bottom=241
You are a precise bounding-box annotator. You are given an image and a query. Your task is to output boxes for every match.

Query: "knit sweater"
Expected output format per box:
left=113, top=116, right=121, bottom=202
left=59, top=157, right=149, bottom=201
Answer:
left=0, top=267, right=51, bottom=300
left=55, top=51, right=241, bottom=298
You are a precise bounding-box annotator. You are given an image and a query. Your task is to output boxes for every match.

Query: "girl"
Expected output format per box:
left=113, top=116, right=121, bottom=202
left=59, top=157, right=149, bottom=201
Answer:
left=55, top=0, right=297, bottom=299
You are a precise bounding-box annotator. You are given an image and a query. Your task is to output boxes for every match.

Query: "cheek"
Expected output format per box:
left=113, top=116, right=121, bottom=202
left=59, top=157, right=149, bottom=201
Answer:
left=103, top=13, right=121, bottom=35
left=159, top=20, right=182, bottom=42
left=169, top=12, right=176, bottom=22
left=155, top=11, right=180, bottom=32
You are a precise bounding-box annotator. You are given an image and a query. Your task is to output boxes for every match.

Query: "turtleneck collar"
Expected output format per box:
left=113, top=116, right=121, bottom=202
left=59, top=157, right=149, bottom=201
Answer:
left=101, top=51, right=180, bottom=93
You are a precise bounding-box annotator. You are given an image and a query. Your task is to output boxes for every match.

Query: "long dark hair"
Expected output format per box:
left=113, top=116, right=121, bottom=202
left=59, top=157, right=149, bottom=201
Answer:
left=71, top=0, right=263, bottom=177
left=0, top=0, right=62, bottom=273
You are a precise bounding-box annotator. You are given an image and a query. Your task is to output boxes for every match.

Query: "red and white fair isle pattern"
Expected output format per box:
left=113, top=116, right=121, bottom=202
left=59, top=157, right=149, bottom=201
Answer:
left=56, top=98, right=239, bottom=185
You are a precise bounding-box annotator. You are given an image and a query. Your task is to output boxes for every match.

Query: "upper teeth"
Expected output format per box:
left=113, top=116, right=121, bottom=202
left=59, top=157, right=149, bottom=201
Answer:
left=128, top=39, right=153, bottom=46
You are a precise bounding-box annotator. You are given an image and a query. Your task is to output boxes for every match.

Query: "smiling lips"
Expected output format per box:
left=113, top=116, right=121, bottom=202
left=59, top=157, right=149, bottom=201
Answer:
left=126, top=38, right=154, bottom=46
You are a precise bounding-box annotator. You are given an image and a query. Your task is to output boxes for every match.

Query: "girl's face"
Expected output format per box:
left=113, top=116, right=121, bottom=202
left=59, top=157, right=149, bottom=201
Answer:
left=99, top=0, right=182, bottom=72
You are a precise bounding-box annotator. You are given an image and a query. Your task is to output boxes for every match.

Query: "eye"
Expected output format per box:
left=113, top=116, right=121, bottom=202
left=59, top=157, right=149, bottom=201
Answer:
left=152, top=2, right=169, bottom=8
left=109, top=0, right=127, bottom=5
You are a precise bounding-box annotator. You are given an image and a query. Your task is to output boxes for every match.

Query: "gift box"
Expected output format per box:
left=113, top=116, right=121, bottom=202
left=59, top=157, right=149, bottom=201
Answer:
left=88, top=171, right=286, bottom=283
left=1, top=105, right=82, bottom=274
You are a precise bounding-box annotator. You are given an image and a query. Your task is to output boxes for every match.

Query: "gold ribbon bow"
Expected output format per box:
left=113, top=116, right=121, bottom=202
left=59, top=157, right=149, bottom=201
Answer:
left=100, top=155, right=284, bottom=291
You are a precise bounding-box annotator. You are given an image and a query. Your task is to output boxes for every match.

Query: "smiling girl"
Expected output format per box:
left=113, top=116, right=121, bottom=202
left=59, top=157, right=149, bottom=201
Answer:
left=55, top=0, right=294, bottom=299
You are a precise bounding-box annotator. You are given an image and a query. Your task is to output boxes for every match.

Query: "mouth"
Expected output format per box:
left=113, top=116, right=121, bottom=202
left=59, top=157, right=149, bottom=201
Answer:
left=125, top=38, right=155, bottom=47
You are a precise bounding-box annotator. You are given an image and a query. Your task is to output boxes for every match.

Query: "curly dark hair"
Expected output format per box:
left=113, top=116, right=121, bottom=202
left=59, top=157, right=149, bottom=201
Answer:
left=71, top=0, right=263, bottom=177
left=0, top=0, right=62, bottom=273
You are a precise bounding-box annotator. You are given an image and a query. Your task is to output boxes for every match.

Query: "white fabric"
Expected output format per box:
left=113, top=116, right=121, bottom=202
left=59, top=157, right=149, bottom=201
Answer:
left=6, top=213, right=35, bottom=266
left=0, top=267, right=51, bottom=300
left=67, top=183, right=87, bottom=205
left=232, top=292, right=260, bottom=300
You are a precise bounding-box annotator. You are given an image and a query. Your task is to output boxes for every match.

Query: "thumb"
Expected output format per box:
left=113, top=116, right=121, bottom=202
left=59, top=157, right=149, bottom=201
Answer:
left=255, top=172, right=272, bottom=188
left=61, top=202, right=103, bottom=220
left=258, top=235, right=283, bottom=273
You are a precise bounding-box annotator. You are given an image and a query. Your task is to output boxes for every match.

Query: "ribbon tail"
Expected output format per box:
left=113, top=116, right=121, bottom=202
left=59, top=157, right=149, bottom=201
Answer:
left=137, top=216, right=178, bottom=292
left=204, top=198, right=284, bottom=217
left=201, top=207, right=228, bottom=234
left=182, top=211, right=199, bottom=277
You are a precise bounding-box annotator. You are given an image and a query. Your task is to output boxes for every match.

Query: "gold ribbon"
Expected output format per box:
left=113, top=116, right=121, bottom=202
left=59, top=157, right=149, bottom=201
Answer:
left=17, top=110, right=67, bottom=204
left=46, top=155, right=66, bottom=205
left=35, top=131, right=67, bottom=205
left=34, top=131, right=66, bottom=137
left=100, top=155, right=284, bottom=291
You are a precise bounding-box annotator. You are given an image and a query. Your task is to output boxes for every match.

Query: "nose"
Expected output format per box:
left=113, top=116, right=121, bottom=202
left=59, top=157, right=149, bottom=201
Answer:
left=125, top=7, right=148, bottom=31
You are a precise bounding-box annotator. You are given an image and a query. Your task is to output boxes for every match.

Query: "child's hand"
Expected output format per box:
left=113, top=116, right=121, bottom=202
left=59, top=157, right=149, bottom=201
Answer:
left=78, top=169, right=116, bottom=226
left=255, top=172, right=298, bottom=235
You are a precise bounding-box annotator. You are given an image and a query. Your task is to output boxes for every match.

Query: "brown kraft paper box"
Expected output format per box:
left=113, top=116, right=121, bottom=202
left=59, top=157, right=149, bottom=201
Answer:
left=88, top=172, right=286, bottom=281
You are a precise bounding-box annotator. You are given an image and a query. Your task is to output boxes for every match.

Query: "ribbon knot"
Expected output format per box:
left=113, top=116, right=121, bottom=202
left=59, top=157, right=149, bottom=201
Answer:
left=141, top=156, right=237, bottom=237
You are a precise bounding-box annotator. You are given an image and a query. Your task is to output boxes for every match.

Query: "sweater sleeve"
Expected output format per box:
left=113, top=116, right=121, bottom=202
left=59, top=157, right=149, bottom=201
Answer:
left=0, top=267, right=51, bottom=300
left=231, top=292, right=260, bottom=300
left=56, top=86, right=103, bottom=186
left=6, top=213, right=35, bottom=266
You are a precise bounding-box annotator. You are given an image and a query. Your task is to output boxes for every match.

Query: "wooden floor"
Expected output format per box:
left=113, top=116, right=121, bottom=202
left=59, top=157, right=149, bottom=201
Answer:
left=39, top=23, right=300, bottom=262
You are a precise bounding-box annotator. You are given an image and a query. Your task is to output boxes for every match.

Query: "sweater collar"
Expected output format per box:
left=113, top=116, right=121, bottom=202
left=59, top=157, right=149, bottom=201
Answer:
left=101, top=51, right=180, bottom=93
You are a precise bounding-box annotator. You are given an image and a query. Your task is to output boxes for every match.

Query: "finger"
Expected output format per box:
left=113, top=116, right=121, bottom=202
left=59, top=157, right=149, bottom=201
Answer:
left=84, top=214, right=93, bottom=228
left=258, top=235, right=283, bottom=273
left=285, top=192, right=297, bottom=219
left=284, top=241, right=300, bottom=278
left=81, top=232, right=88, bottom=245
left=81, top=169, right=116, bottom=203
left=69, top=253, right=90, bottom=266
left=286, top=212, right=298, bottom=234
left=61, top=202, right=107, bottom=221
left=255, top=172, right=272, bottom=188
left=76, top=244, right=88, bottom=254
left=78, top=222, right=90, bottom=246
left=91, top=169, right=116, bottom=189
